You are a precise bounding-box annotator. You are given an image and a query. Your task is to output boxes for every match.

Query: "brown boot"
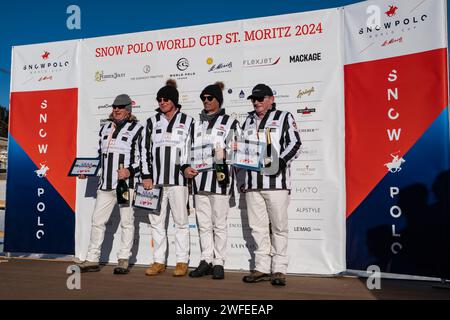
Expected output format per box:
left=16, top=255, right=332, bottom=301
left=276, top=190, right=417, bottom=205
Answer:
left=145, top=262, right=166, bottom=276
left=173, top=262, right=188, bottom=277
left=113, top=259, right=129, bottom=275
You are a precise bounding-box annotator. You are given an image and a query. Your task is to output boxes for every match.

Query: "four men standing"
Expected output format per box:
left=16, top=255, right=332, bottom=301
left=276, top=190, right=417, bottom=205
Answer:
left=78, top=81, right=301, bottom=286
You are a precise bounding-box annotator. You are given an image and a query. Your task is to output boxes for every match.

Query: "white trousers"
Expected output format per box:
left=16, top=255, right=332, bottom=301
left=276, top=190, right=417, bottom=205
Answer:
left=149, top=185, right=190, bottom=264
left=86, top=189, right=135, bottom=262
left=245, top=190, right=290, bottom=274
left=195, top=193, right=230, bottom=266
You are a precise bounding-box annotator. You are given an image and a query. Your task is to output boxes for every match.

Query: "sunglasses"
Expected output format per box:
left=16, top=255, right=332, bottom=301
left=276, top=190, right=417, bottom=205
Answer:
left=112, top=105, right=127, bottom=110
left=201, top=96, right=215, bottom=102
left=251, top=96, right=266, bottom=103
left=156, top=97, right=170, bottom=103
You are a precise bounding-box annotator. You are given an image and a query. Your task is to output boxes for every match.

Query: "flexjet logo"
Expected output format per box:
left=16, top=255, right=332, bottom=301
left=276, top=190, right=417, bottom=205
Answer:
left=243, top=57, right=280, bottom=67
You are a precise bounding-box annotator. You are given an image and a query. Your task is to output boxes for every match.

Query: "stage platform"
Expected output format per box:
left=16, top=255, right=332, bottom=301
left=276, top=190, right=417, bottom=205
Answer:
left=0, top=257, right=449, bottom=300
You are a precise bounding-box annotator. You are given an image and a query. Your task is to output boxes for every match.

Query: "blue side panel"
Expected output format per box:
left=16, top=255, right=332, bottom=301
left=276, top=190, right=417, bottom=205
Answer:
left=347, top=108, right=450, bottom=278
left=4, top=136, right=75, bottom=254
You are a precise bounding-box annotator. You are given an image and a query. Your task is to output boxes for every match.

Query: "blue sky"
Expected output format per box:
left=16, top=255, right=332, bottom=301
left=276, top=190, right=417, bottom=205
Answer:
left=1, top=0, right=447, bottom=108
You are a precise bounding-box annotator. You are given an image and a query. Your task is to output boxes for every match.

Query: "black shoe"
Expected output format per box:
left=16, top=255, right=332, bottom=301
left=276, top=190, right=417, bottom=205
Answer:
left=113, top=267, right=129, bottom=274
left=271, top=272, right=286, bottom=286
left=242, top=270, right=271, bottom=283
left=189, top=260, right=213, bottom=278
left=212, top=265, right=224, bottom=280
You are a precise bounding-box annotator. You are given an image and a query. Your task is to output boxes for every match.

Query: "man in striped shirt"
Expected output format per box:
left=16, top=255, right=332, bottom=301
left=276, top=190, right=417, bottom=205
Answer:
left=240, top=84, right=301, bottom=286
left=188, top=82, right=240, bottom=280
left=78, top=94, right=143, bottom=275
left=141, top=80, right=196, bottom=277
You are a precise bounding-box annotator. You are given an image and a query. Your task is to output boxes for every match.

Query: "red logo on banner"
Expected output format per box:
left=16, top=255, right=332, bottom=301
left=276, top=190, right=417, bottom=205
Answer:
left=41, top=51, right=50, bottom=60
left=385, top=5, right=398, bottom=17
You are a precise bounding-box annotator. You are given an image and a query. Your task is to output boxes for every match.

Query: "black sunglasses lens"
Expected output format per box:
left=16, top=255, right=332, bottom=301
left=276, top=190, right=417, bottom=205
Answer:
left=252, top=97, right=264, bottom=103
left=113, top=105, right=126, bottom=109
left=202, top=96, right=214, bottom=102
left=157, top=97, right=169, bottom=103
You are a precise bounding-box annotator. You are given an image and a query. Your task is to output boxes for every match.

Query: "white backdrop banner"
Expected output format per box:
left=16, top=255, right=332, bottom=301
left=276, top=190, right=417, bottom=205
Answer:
left=76, top=7, right=346, bottom=275
left=6, top=8, right=346, bottom=275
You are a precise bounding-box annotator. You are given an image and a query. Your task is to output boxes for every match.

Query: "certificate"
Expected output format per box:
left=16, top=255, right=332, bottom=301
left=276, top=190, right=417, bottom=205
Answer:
left=191, top=144, right=214, bottom=172
left=133, top=184, right=163, bottom=212
left=68, top=157, right=101, bottom=176
left=232, top=140, right=263, bottom=171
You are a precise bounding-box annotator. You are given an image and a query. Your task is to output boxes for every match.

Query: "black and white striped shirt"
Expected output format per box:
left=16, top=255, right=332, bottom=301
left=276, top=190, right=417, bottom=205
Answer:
left=241, top=105, right=301, bottom=190
left=98, top=120, right=144, bottom=190
left=192, top=108, right=240, bottom=195
left=141, top=111, right=194, bottom=186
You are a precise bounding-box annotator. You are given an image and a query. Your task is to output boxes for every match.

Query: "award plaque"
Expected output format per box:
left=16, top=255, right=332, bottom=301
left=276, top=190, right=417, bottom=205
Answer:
left=132, top=183, right=163, bottom=213
left=68, top=157, right=101, bottom=176
left=233, top=140, right=263, bottom=171
left=191, top=144, right=214, bottom=172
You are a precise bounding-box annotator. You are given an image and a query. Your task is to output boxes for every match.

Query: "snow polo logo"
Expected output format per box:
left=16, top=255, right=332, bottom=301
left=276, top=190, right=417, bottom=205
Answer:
left=384, top=153, right=405, bottom=173
left=35, top=163, right=50, bottom=178
left=385, top=5, right=398, bottom=17
left=41, top=51, right=50, bottom=60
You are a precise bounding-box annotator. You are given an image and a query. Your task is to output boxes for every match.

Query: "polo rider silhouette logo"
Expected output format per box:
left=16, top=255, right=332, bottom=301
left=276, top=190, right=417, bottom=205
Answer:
left=385, top=5, right=398, bottom=17
left=34, top=162, right=50, bottom=178
left=384, top=152, right=405, bottom=173
left=41, top=51, right=50, bottom=60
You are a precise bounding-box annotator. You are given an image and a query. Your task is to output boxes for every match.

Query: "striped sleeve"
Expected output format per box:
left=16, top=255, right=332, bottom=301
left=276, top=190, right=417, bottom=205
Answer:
left=141, top=118, right=153, bottom=179
left=128, top=124, right=143, bottom=176
left=97, top=124, right=105, bottom=159
left=225, top=119, right=240, bottom=163
left=180, top=118, right=194, bottom=172
left=280, top=112, right=301, bottom=163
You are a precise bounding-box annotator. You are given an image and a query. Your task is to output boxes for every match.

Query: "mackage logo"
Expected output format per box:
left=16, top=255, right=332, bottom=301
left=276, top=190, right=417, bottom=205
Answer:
left=289, top=52, right=322, bottom=63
